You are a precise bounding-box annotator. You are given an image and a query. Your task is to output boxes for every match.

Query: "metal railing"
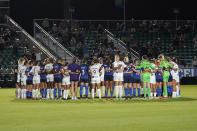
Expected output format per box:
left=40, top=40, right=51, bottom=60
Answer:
left=6, top=16, right=57, bottom=61
left=34, top=22, right=80, bottom=63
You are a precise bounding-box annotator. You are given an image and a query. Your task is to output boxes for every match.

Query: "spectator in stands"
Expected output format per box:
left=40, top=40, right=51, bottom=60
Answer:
left=35, top=51, right=41, bottom=61
left=192, top=57, right=197, bottom=67
left=12, top=38, right=18, bottom=56
left=52, top=24, right=58, bottom=34
left=83, top=44, right=89, bottom=58
left=0, top=36, right=4, bottom=50
left=42, top=18, right=49, bottom=31
left=194, top=40, right=197, bottom=50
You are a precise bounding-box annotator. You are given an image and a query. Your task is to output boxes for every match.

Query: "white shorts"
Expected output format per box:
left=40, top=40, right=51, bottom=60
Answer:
left=172, top=75, right=180, bottom=83
left=91, top=77, right=101, bottom=84
left=62, top=77, right=70, bottom=86
left=47, top=74, right=54, bottom=82
left=20, top=76, right=27, bottom=86
left=101, top=75, right=104, bottom=82
left=33, top=76, right=40, bottom=84
left=150, top=75, right=156, bottom=84
left=113, top=73, right=123, bottom=82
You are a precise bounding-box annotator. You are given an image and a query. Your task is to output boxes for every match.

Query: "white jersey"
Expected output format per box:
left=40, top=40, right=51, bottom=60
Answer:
left=171, top=61, right=179, bottom=76
left=45, top=63, right=53, bottom=73
left=62, top=66, right=70, bottom=78
left=31, top=66, right=40, bottom=77
left=99, top=63, right=104, bottom=76
left=90, top=63, right=102, bottom=78
left=150, top=63, right=156, bottom=84
left=150, top=63, right=156, bottom=75
left=19, top=65, right=27, bottom=79
left=113, top=61, right=125, bottom=73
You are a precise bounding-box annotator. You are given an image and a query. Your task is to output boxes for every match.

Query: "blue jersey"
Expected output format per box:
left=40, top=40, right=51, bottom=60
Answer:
left=58, top=63, right=63, bottom=79
left=124, top=63, right=133, bottom=77
left=79, top=64, right=89, bottom=79
left=26, top=66, right=33, bottom=80
left=53, top=65, right=61, bottom=78
left=103, top=63, right=113, bottom=76
left=155, top=67, right=163, bottom=79
left=40, top=65, right=46, bottom=80
left=133, top=67, right=141, bottom=79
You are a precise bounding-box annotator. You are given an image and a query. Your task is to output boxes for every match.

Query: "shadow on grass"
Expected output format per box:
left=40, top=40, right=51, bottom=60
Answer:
left=10, top=97, right=197, bottom=104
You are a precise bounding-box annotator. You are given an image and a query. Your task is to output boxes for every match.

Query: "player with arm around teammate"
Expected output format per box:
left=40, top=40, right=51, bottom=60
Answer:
left=79, top=58, right=90, bottom=100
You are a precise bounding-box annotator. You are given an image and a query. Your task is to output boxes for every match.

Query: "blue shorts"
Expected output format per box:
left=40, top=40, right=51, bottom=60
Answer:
left=54, top=77, right=62, bottom=83
left=133, top=78, right=141, bottom=83
left=26, top=80, right=33, bottom=85
left=104, top=75, right=113, bottom=81
left=40, top=78, right=47, bottom=83
left=124, top=76, right=133, bottom=83
left=80, top=78, right=89, bottom=83
left=168, top=75, right=173, bottom=82
left=156, top=78, right=163, bottom=83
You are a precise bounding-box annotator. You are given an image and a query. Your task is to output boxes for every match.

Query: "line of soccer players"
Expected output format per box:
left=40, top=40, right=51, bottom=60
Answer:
left=15, top=54, right=180, bottom=100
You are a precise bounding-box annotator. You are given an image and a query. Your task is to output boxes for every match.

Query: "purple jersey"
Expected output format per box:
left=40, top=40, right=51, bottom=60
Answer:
left=68, top=63, right=79, bottom=81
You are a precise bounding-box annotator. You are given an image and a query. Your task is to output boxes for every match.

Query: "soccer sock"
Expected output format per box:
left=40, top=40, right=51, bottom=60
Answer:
left=150, top=92, right=153, bottom=98
left=105, top=88, right=108, bottom=98
left=133, top=88, right=136, bottom=97
left=176, top=85, right=179, bottom=96
left=115, top=86, right=119, bottom=98
left=58, top=88, right=61, bottom=98
left=129, top=88, right=132, bottom=97
left=156, top=88, right=159, bottom=96
left=143, top=87, right=147, bottom=98
left=159, top=88, right=162, bottom=97
left=80, top=85, right=83, bottom=98
left=51, top=89, right=54, bottom=99
left=47, top=89, right=50, bottom=99
left=83, top=87, right=85, bottom=96
left=36, top=89, right=39, bottom=98
left=24, top=89, right=27, bottom=99
left=32, top=89, right=35, bottom=99
left=44, top=88, right=47, bottom=98
left=91, top=89, right=95, bottom=99
left=85, top=86, right=88, bottom=98
left=65, top=89, right=69, bottom=99
left=29, top=92, right=32, bottom=98
left=102, top=86, right=105, bottom=96
left=63, top=90, right=65, bottom=99
left=97, top=89, right=101, bottom=99
left=148, top=88, right=151, bottom=97
left=112, top=86, right=114, bottom=93
left=124, top=88, right=128, bottom=98
left=54, top=88, right=57, bottom=98
left=18, top=88, right=21, bottom=99
left=26, top=90, right=29, bottom=98
left=137, top=88, right=141, bottom=97
left=41, top=88, right=44, bottom=98
left=163, top=86, right=167, bottom=97
left=21, top=89, right=24, bottom=99
left=119, top=86, right=123, bottom=98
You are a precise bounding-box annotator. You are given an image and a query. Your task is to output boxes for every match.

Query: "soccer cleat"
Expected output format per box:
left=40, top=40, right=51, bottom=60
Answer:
left=110, top=98, right=113, bottom=101
left=105, top=98, right=108, bottom=100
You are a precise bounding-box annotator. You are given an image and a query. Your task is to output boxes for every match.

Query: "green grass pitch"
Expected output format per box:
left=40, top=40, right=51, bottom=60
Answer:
left=0, top=85, right=197, bottom=131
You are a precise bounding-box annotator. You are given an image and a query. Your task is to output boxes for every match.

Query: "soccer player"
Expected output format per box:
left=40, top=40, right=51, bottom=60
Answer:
left=31, top=61, right=41, bottom=99
left=112, top=54, right=125, bottom=100
left=103, top=56, right=114, bottom=100
left=170, top=57, right=180, bottom=97
left=68, top=57, right=80, bottom=100
left=132, top=59, right=141, bottom=98
left=90, top=59, right=103, bottom=99
left=53, top=60, right=62, bottom=99
left=40, top=60, right=47, bottom=99
left=79, top=58, right=89, bottom=99
left=26, top=60, right=34, bottom=99
left=155, top=59, right=163, bottom=98
left=150, top=59, right=157, bottom=98
left=45, top=58, right=54, bottom=99
left=167, top=57, right=173, bottom=98
left=20, top=61, right=28, bottom=99
left=159, top=55, right=173, bottom=98
left=61, top=61, right=70, bottom=100
left=16, top=58, right=25, bottom=99
left=99, top=58, right=105, bottom=97
left=123, top=56, right=133, bottom=100
left=136, top=55, right=155, bottom=99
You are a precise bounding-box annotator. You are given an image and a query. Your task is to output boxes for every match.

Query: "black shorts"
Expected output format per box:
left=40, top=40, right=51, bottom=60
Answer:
left=168, top=75, right=173, bottom=82
left=26, top=80, right=33, bottom=85
left=133, top=79, right=141, bottom=83
left=40, top=79, right=47, bottom=83
left=156, top=79, right=163, bottom=83
left=104, top=75, right=113, bottom=81
left=124, top=76, right=133, bottom=83
left=54, top=77, right=62, bottom=83
left=80, top=78, right=89, bottom=83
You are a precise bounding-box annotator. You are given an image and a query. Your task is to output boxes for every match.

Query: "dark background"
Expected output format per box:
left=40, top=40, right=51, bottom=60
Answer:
left=9, top=0, right=197, bottom=33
